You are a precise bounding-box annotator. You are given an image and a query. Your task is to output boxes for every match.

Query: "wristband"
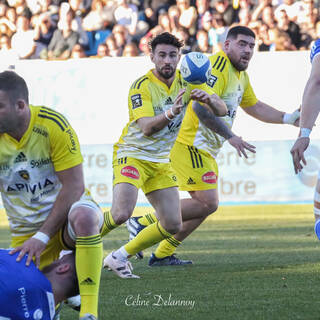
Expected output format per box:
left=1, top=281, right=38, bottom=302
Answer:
left=32, top=231, right=50, bottom=244
left=300, top=128, right=311, bottom=138
left=283, top=110, right=300, bottom=124
left=164, top=109, right=173, bottom=121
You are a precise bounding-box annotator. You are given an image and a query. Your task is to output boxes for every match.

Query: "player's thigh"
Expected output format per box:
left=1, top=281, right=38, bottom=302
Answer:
left=146, top=187, right=181, bottom=227
left=171, top=141, right=219, bottom=192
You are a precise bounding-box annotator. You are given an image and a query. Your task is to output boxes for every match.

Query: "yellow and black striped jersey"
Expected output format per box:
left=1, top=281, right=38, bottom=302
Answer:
left=176, top=50, right=258, bottom=158
left=114, top=69, right=210, bottom=163
left=0, top=105, right=83, bottom=236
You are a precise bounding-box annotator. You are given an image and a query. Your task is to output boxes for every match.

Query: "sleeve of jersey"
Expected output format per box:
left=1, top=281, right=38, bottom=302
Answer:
left=49, top=121, right=83, bottom=172
left=310, top=39, right=320, bottom=63
left=128, top=82, right=154, bottom=121
left=240, top=75, right=258, bottom=108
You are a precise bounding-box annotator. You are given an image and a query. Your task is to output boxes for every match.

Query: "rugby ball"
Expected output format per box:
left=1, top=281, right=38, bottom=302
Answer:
left=180, top=52, right=211, bottom=84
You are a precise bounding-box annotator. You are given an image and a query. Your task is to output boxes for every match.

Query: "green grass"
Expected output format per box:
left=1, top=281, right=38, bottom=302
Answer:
left=1, top=204, right=320, bottom=320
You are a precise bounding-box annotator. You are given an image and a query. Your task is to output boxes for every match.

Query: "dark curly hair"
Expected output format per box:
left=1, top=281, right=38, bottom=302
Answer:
left=149, top=32, right=184, bottom=53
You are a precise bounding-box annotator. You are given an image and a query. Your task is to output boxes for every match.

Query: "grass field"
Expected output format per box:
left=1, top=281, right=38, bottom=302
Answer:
left=1, top=204, right=320, bottom=320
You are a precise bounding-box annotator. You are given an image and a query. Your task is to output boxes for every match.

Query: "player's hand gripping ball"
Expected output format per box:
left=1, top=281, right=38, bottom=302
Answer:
left=180, top=52, right=211, bottom=84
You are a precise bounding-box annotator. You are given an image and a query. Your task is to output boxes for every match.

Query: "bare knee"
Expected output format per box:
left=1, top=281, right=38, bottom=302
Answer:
left=161, top=220, right=182, bottom=235
left=111, top=208, right=132, bottom=225
left=69, top=208, right=100, bottom=236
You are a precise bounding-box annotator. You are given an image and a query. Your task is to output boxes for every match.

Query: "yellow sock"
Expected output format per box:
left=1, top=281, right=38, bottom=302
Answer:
left=124, top=222, right=172, bottom=255
left=137, top=212, right=158, bottom=226
left=76, top=234, right=103, bottom=318
left=154, top=237, right=181, bottom=258
left=100, top=210, right=119, bottom=237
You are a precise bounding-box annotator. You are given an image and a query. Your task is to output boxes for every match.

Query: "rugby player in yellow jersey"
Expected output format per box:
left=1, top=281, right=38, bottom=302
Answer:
left=128, top=25, right=301, bottom=266
left=0, top=71, right=103, bottom=320
left=101, top=32, right=227, bottom=278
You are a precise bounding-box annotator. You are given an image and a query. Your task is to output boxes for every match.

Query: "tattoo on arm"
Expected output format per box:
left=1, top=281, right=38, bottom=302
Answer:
left=193, top=102, right=234, bottom=139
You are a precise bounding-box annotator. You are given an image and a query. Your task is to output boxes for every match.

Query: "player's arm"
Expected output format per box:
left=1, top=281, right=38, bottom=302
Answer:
left=243, top=101, right=300, bottom=125
left=190, top=89, right=227, bottom=116
left=290, top=54, right=320, bottom=173
left=193, top=102, right=256, bottom=158
left=137, top=89, right=186, bottom=136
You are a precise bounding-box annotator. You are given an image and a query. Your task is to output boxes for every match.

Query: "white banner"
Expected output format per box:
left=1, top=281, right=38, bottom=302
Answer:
left=81, top=141, right=320, bottom=206
left=0, top=52, right=318, bottom=205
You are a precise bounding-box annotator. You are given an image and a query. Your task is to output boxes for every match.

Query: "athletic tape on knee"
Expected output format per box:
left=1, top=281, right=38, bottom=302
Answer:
left=315, top=220, right=320, bottom=240
left=314, top=191, right=320, bottom=203
left=314, top=207, right=320, bottom=216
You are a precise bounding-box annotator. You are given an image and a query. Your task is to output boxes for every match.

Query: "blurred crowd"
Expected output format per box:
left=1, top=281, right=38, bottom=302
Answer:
left=0, top=0, right=319, bottom=60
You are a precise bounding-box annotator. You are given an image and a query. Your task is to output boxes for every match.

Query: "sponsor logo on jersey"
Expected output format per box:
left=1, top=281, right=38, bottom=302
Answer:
left=30, top=158, right=51, bottom=168
left=14, top=152, right=27, bottom=163
left=33, top=126, right=48, bottom=137
left=165, top=97, right=173, bottom=105
left=202, top=172, right=217, bottom=184
left=187, top=177, right=196, bottom=185
left=33, top=308, right=43, bottom=320
left=121, top=166, right=140, bottom=179
left=172, top=175, right=177, bottom=182
left=131, top=94, right=142, bottom=109
left=66, top=129, right=77, bottom=154
left=7, top=178, right=54, bottom=194
left=18, top=287, right=30, bottom=319
left=207, top=75, right=218, bottom=88
left=19, top=170, right=30, bottom=181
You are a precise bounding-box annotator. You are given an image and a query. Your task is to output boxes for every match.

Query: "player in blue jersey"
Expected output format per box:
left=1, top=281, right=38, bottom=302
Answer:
left=0, top=249, right=79, bottom=320
left=291, top=39, right=320, bottom=240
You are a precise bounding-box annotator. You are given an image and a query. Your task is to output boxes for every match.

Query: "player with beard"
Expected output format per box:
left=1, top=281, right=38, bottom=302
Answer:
left=101, top=32, right=228, bottom=278
left=127, top=25, right=301, bottom=267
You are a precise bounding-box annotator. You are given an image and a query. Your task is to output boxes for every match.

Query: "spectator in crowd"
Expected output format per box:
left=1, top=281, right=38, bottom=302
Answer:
left=70, top=42, right=86, bottom=57
left=192, top=28, right=211, bottom=52
left=114, top=0, right=148, bottom=39
left=238, top=7, right=252, bottom=26
left=122, top=41, right=139, bottom=56
left=147, top=11, right=172, bottom=36
left=105, top=33, right=121, bottom=56
left=269, top=27, right=297, bottom=50
left=0, top=6, right=16, bottom=35
left=0, top=2, right=7, bottom=18
left=213, top=0, right=238, bottom=26
left=143, top=0, right=174, bottom=30
left=138, top=33, right=151, bottom=55
left=112, top=23, right=128, bottom=51
left=257, top=22, right=274, bottom=50
left=274, top=0, right=298, bottom=21
left=94, top=42, right=109, bottom=56
left=276, top=9, right=301, bottom=48
left=176, top=0, right=197, bottom=36
left=0, top=33, right=17, bottom=64
left=82, top=0, right=110, bottom=31
left=208, top=12, right=229, bottom=52
left=173, top=26, right=192, bottom=52
left=11, top=12, right=37, bottom=58
left=33, top=12, right=56, bottom=57
left=196, top=0, right=212, bottom=31
left=45, top=6, right=79, bottom=59
left=168, top=5, right=180, bottom=31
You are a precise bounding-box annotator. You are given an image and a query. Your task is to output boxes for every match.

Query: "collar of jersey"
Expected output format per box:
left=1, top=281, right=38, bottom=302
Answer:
left=4, top=105, right=36, bottom=148
left=148, top=69, right=180, bottom=94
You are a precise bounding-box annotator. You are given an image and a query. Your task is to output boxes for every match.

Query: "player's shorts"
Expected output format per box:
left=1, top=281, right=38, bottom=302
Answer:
left=170, top=141, right=219, bottom=191
left=113, top=156, right=178, bottom=194
left=10, top=192, right=104, bottom=270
